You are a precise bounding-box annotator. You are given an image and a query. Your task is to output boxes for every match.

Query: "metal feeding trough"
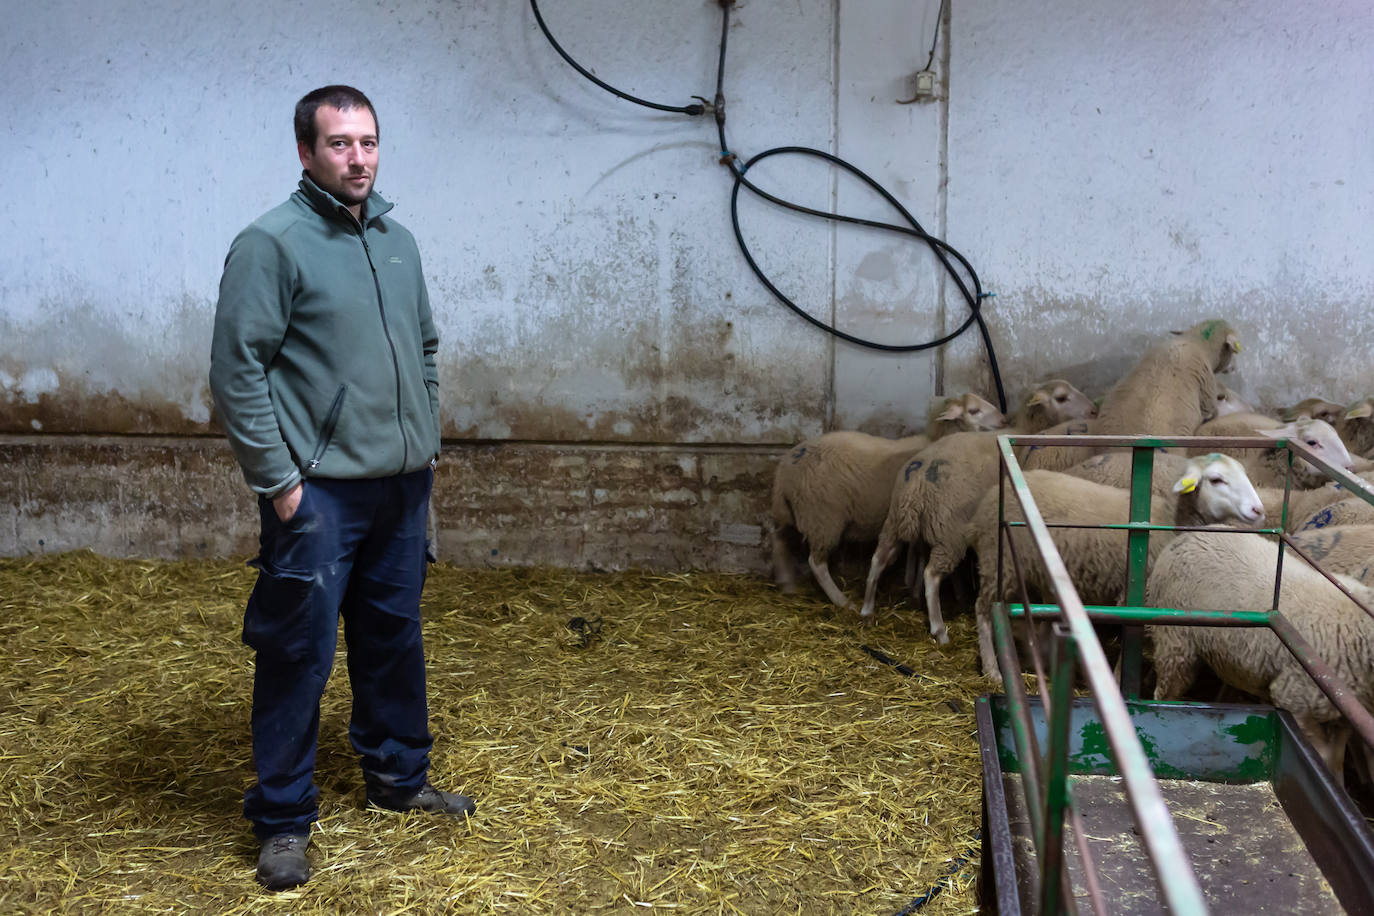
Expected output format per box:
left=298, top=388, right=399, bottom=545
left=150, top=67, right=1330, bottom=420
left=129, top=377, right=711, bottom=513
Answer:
left=977, top=697, right=1374, bottom=914
left=975, top=434, right=1374, bottom=915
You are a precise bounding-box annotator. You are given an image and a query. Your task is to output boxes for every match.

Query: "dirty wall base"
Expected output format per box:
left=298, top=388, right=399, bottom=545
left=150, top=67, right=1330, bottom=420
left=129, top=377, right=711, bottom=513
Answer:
left=0, top=435, right=781, bottom=572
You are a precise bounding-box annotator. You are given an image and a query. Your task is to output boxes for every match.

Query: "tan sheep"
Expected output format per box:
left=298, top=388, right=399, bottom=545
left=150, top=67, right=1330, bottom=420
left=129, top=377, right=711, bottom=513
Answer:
left=855, top=382, right=1098, bottom=627
left=956, top=453, right=1264, bottom=676
left=1018, top=319, right=1242, bottom=472
left=769, top=393, right=1006, bottom=606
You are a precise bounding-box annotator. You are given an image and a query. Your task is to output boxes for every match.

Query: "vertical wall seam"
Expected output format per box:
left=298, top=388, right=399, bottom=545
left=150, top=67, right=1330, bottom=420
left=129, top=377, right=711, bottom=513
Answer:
left=934, top=0, right=952, bottom=396
left=826, top=0, right=841, bottom=432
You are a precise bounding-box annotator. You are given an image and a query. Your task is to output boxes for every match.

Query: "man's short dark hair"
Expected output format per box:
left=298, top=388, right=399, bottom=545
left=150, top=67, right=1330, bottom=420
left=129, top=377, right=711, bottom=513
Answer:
left=294, top=85, right=379, bottom=149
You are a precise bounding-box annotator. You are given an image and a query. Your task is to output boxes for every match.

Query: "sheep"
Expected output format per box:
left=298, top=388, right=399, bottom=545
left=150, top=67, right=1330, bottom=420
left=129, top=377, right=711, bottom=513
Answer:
left=1019, top=319, right=1242, bottom=472
left=953, top=453, right=1264, bottom=677
left=1064, top=451, right=1194, bottom=497
left=1234, top=419, right=1354, bottom=489
left=925, top=392, right=1005, bottom=442
left=1287, top=526, right=1374, bottom=584
left=769, top=393, right=1008, bottom=606
left=1188, top=411, right=1283, bottom=447
left=1294, top=497, right=1374, bottom=532
left=1281, top=397, right=1346, bottom=426
left=1338, top=397, right=1374, bottom=458
left=1066, top=451, right=1368, bottom=535
left=1149, top=530, right=1374, bottom=778
left=856, top=382, right=1098, bottom=628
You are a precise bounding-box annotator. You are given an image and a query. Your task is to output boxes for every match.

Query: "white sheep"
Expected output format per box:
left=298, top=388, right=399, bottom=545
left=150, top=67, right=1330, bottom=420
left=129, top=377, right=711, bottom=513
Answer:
left=1149, top=529, right=1374, bottom=778
left=855, top=382, right=1098, bottom=626
left=1019, top=319, right=1242, bottom=473
left=769, top=393, right=1006, bottom=606
left=1236, top=419, right=1354, bottom=489
left=1066, top=451, right=1367, bottom=536
left=955, top=453, right=1264, bottom=676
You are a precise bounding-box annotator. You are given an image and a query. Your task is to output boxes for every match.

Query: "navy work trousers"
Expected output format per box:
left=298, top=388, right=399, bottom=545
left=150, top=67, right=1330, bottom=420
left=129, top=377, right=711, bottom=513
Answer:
left=241, top=468, right=434, bottom=838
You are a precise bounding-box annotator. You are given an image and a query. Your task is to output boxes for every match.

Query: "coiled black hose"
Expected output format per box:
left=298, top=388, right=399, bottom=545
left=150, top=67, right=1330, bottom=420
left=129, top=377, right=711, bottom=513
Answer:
left=529, top=0, right=1007, bottom=412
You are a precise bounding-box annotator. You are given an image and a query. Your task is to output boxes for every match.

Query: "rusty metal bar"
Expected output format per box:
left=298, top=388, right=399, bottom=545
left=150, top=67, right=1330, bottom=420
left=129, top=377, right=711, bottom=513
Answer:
left=1008, top=433, right=1298, bottom=451
left=996, top=435, right=1210, bottom=915
left=1279, top=533, right=1374, bottom=626
left=990, top=591, right=1046, bottom=851
left=1288, top=440, right=1374, bottom=509
left=1268, top=612, right=1374, bottom=757
left=1010, top=603, right=1273, bottom=626
left=1038, top=625, right=1078, bottom=916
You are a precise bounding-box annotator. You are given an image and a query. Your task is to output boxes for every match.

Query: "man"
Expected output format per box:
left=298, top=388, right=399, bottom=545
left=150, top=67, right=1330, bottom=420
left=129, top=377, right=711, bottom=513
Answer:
left=209, top=85, right=473, bottom=892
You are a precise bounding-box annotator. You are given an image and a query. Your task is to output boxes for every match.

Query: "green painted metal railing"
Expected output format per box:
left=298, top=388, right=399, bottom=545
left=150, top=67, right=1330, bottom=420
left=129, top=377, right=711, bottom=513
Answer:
left=990, top=431, right=1374, bottom=914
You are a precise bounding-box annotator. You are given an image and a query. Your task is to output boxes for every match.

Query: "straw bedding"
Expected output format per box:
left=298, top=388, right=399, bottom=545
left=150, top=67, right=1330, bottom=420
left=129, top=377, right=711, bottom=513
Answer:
left=0, top=552, right=985, bottom=914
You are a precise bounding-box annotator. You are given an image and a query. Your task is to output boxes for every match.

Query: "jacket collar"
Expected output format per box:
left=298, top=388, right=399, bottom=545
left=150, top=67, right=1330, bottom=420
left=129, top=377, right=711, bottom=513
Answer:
left=297, top=171, right=395, bottom=226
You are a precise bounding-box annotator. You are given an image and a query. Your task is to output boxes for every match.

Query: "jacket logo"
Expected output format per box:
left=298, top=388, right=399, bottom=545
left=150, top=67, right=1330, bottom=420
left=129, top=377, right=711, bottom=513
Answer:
left=388, top=256, right=403, bottom=264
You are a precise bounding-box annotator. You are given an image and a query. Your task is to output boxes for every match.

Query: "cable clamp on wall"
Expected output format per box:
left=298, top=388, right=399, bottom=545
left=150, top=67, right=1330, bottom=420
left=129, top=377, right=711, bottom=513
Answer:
left=718, top=151, right=739, bottom=169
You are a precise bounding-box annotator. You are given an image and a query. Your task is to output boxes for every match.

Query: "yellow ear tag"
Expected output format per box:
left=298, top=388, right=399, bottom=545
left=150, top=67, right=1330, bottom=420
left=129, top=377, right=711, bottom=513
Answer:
left=1178, top=477, right=1198, bottom=494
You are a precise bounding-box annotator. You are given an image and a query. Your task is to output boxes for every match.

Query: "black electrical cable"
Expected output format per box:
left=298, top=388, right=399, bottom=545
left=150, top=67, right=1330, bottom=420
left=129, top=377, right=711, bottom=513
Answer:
left=530, top=0, right=706, bottom=115
left=528, top=0, right=1007, bottom=413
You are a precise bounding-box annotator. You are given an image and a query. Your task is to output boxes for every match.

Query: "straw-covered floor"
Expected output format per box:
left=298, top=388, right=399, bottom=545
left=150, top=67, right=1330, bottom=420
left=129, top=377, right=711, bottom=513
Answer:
left=0, top=552, right=987, bottom=914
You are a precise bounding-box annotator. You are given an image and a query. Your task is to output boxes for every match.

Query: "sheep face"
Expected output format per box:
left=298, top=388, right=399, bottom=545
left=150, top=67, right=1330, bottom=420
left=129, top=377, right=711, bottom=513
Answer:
left=1173, top=453, right=1265, bottom=524
left=1281, top=397, right=1344, bottom=426
left=935, top=393, right=1006, bottom=432
left=1215, top=386, right=1253, bottom=418
left=1027, top=379, right=1097, bottom=422
left=1259, top=418, right=1354, bottom=474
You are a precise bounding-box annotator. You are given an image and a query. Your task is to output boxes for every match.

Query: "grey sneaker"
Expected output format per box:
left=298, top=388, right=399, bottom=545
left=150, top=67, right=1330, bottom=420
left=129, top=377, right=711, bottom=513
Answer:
left=368, top=783, right=476, bottom=817
left=256, top=833, right=310, bottom=890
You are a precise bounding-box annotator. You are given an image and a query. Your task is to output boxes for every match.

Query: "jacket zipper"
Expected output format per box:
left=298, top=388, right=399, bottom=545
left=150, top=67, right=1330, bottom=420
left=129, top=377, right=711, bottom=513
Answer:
left=356, top=222, right=408, bottom=474
left=307, top=384, right=348, bottom=470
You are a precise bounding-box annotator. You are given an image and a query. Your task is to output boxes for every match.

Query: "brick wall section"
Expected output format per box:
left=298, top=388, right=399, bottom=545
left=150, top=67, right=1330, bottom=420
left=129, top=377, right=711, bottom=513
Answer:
left=0, top=436, right=782, bottom=573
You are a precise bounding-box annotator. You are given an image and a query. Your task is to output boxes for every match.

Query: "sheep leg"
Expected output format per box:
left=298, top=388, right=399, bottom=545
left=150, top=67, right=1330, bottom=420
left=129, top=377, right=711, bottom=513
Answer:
left=974, top=594, right=1000, bottom=680
left=903, top=543, right=918, bottom=589
left=1294, top=717, right=1340, bottom=783
left=1327, top=726, right=1351, bottom=786
left=807, top=551, right=851, bottom=610
left=770, top=529, right=797, bottom=593
left=859, top=534, right=900, bottom=620
left=923, top=565, right=949, bottom=646
left=908, top=544, right=927, bottom=607
left=1151, top=635, right=1199, bottom=701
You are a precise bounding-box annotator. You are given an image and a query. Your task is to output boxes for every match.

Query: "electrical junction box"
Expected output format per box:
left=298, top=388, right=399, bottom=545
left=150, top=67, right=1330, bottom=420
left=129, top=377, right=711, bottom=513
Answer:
left=914, top=70, right=935, bottom=98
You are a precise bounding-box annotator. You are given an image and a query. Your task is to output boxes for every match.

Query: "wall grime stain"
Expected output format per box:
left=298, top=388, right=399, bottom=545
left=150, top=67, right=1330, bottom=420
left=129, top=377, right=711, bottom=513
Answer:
left=2, top=436, right=782, bottom=571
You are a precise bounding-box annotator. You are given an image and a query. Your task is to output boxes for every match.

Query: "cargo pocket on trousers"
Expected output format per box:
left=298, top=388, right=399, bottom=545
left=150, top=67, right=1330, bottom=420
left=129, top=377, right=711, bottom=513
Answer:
left=243, top=562, right=315, bottom=664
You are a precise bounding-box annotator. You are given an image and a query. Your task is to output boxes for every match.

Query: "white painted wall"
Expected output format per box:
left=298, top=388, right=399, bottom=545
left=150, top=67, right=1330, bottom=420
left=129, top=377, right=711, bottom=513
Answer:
left=944, top=0, right=1374, bottom=407
left=4, top=0, right=1373, bottom=447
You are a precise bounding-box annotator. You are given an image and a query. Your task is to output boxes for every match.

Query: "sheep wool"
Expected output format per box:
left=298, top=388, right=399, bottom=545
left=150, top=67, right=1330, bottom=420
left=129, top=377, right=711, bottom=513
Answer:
left=955, top=454, right=1263, bottom=677
left=1149, top=530, right=1374, bottom=776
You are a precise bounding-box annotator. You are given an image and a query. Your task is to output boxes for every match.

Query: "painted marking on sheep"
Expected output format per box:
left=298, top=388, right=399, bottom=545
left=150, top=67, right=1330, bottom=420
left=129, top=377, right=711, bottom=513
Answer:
left=1302, top=508, right=1333, bottom=531
left=924, top=458, right=948, bottom=483
left=903, top=458, right=923, bottom=482
left=1301, top=530, right=1342, bottom=561
left=790, top=446, right=807, bottom=464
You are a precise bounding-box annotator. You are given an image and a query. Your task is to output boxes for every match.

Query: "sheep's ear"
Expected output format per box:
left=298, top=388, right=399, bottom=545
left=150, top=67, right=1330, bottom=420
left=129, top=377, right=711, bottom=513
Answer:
left=1257, top=426, right=1292, bottom=440
left=1026, top=391, right=1049, bottom=406
left=1225, top=331, right=1242, bottom=353
left=935, top=401, right=964, bottom=422
left=1346, top=402, right=1374, bottom=421
left=1173, top=476, right=1199, bottom=494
